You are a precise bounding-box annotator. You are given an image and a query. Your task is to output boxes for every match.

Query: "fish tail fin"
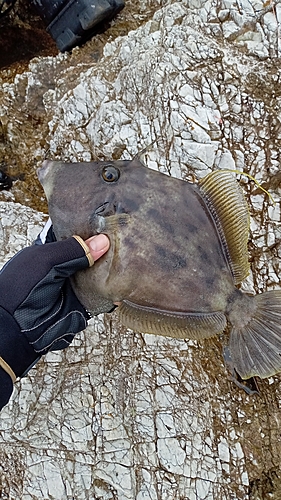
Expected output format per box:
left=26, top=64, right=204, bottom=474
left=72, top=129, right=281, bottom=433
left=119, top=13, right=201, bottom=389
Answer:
left=228, top=290, right=281, bottom=379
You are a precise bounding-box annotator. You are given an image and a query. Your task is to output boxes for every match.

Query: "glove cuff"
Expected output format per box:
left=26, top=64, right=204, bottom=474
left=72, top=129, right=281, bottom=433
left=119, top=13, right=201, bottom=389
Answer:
left=0, top=355, right=16, bottom=383
left=0, top=307, right=39, bottom=379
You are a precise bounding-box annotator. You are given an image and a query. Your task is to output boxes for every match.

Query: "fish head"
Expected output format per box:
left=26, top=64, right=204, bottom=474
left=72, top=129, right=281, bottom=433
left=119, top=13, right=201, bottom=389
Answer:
left=38, top=158, right=146, bottom=241
left=38, top=158, right=158, bottom=314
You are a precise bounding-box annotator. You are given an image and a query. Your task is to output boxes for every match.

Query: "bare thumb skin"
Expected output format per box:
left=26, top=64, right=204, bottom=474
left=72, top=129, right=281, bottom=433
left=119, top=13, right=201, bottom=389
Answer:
left=85, top=234, right=110, bottom=262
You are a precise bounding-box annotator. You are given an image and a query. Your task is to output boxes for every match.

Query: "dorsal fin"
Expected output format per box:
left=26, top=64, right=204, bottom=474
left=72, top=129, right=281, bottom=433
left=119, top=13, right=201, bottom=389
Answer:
left=198, top=170, right=250, bottom=285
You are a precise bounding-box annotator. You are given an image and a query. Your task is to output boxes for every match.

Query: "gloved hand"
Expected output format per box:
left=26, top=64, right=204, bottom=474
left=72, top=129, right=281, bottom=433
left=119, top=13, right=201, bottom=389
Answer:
left=0, top=232, right=109, bottom=391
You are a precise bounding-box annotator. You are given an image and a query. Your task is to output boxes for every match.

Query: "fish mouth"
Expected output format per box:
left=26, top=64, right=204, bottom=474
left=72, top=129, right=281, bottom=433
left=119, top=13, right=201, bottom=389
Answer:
left=37, top=159, right=64, bottom=200
left=37, top=159, right=53, bottom=185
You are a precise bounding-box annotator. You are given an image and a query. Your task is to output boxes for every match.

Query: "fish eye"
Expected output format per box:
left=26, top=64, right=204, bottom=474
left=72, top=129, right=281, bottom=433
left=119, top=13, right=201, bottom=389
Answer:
left=101, top=165, right=120, bottom=183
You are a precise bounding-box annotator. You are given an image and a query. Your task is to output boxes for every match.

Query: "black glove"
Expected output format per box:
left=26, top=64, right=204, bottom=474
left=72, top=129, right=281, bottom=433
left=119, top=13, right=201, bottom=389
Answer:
left=0, top=235, right=94, bottom=391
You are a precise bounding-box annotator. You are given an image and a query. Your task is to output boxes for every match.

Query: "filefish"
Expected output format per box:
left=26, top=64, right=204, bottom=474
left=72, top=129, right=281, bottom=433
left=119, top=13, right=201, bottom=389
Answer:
left=38, top=159, right=281, bottom=380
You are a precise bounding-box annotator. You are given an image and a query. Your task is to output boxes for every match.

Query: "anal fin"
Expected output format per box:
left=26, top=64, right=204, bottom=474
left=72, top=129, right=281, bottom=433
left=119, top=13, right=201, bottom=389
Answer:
left=118, top=300, right=227, bottom=339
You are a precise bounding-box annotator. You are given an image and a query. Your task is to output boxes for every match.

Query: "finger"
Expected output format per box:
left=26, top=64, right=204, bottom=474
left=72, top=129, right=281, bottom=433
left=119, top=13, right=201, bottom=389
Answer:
left=86, top=234, right=110, bottom=262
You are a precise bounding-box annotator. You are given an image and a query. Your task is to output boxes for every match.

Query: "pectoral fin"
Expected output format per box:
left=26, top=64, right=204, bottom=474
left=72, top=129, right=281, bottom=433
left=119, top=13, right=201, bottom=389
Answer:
left=91, top=213, right=130, bottom=233
left=118, top=300, right=227, bottom=339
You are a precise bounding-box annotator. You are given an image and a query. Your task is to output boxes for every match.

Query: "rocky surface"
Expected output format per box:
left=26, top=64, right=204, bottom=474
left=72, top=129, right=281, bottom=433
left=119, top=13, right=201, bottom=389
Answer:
left=0, top=1, right=281, bottom=499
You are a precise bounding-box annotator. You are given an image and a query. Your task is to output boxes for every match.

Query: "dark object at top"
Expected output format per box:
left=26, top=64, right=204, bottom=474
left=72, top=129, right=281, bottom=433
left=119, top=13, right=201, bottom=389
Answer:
left=0, top=170, right=12, bottom=190
left=32, top=0, right=125, bottom=52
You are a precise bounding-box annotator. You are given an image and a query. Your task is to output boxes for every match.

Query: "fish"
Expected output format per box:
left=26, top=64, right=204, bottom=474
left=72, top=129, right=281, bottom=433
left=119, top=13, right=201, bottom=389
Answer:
left=38, top=158, right=281, bottom=381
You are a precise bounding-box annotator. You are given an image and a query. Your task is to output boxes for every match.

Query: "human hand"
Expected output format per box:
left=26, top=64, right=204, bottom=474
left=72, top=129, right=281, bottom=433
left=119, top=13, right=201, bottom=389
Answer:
left=0, top=233, right=109, bottom=383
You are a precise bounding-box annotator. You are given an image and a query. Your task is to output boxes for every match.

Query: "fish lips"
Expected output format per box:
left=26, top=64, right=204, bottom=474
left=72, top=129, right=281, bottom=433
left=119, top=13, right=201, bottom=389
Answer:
left=37, top=159, right=56, bottom=185
left=37, top=159, right=62, bottom=201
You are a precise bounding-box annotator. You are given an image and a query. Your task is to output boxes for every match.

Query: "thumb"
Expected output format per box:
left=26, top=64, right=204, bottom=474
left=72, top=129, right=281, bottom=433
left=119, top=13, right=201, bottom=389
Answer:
left=85, top=234, right=110, bottom=262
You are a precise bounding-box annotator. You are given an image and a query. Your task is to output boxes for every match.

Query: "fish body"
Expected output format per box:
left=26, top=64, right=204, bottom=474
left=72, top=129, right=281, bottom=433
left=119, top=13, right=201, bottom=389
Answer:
left=38, top=159, right=281, bottom=380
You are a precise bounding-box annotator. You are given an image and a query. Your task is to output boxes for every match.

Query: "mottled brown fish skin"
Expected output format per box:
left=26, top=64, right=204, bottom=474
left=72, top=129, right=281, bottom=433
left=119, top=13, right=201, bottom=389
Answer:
left=39, top=159, right=233, bottom=314
left=38, top=159, right=281, bottom=381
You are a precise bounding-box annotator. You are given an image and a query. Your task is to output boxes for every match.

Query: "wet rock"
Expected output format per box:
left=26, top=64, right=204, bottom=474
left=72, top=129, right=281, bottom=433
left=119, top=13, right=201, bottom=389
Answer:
left=0, top=0, right=57, bottom=69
